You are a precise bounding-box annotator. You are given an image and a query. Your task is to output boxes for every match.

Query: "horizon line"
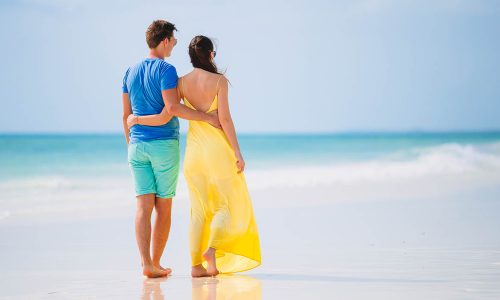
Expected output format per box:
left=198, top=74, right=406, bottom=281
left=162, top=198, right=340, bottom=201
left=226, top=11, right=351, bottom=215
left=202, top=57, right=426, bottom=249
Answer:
left=1, top=129, right=500, bottom=136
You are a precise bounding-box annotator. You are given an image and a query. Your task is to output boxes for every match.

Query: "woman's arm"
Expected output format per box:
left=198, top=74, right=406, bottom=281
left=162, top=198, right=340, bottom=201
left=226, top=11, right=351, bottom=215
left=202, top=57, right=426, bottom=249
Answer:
left=127, top=105, right=173, bottom=128
left=127, top=88, right=176, bottom=128
left=217, top=77, right=245, bottom=173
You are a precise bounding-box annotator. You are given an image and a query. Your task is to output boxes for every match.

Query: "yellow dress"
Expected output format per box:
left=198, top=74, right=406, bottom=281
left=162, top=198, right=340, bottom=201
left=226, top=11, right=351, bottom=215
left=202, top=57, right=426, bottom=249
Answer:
left=181, top=77, right=261, bottom=273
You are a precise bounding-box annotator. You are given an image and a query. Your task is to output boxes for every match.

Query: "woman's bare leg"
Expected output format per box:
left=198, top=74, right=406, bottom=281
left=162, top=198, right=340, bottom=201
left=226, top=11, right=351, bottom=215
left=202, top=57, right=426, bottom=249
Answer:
left=191, top=264, right=209, bottom=277
left=202, top=248, right=219, bottom=276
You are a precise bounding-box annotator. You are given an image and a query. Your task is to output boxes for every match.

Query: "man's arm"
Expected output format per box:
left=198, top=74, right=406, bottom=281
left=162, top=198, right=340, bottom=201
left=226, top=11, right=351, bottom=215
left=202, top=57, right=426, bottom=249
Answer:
left=162, top=88, right=215, bottom=122
left=128, top=88, right=221, bottom=128
left=122, top=93, right=132, bottom=145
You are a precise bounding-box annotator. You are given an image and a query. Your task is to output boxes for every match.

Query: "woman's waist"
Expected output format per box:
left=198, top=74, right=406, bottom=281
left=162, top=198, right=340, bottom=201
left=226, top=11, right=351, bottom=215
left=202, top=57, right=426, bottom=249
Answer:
left=187, top=123, right=225, bottom=137
left=185, top=129, right=232, bottom=152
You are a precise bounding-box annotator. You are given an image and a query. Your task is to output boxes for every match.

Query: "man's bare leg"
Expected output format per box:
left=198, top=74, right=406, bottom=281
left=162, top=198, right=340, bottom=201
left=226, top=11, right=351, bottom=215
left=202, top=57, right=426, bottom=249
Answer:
left=151, top=197, right=173, bottom=274
left=136, top=193, right=169, bottom=278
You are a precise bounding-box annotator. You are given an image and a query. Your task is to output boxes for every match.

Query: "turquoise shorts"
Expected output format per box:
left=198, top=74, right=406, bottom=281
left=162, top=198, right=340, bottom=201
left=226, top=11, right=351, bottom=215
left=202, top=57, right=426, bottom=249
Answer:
left=128, top=139, right=180, bottom=199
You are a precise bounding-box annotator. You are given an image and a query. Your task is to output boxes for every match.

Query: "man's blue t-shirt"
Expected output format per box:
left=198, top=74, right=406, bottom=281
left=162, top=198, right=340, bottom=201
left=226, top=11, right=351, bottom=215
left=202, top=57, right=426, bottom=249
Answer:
left=122, top=58, right=179, bottom=144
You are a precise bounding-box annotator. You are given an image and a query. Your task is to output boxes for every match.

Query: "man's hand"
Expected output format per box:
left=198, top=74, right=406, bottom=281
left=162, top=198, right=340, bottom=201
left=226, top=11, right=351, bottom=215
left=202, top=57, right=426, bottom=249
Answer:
left=207, top=110, right=222, bottom=129
left=127, top=114, right=138, bottom=129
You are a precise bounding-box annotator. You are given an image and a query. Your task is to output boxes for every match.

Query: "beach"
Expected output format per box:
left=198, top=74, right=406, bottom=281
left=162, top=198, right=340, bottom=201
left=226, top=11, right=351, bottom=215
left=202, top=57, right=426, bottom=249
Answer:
left=1, top=133, right=500, bottom=299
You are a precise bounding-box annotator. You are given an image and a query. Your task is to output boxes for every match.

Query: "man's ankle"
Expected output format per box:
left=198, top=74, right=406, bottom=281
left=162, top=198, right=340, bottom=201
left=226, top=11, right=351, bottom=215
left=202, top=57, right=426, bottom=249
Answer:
left=142, top=259, right=154, bottom=268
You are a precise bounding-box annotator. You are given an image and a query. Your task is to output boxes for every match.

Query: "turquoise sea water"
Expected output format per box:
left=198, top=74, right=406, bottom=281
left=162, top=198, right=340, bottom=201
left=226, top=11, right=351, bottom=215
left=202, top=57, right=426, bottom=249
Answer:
left=1, top=132, right=500, bottom=180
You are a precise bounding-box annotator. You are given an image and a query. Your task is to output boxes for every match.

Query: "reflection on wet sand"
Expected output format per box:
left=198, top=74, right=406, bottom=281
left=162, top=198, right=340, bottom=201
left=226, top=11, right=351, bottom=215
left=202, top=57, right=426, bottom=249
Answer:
left=141, top=277, right=168, bottom=300
left=192, top=275, right=262, bottom=300
left=140, top=275, right=261, bottom=300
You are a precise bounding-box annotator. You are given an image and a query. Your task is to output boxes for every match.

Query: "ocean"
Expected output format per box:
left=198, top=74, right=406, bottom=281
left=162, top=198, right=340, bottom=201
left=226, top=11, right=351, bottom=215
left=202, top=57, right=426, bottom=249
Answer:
left=0, top=132, right=500, bottom=223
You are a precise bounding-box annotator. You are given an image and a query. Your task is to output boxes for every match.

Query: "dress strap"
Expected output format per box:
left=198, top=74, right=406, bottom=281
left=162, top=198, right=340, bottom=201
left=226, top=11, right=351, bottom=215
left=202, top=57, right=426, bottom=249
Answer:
left=215, top=75, right=224, bottom=95
left=179, top=77, right=185, bottom=99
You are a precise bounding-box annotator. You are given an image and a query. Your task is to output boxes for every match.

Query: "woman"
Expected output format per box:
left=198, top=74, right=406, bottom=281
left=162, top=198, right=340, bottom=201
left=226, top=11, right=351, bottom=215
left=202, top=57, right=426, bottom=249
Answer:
left=127, top=35, right=261, bottom=277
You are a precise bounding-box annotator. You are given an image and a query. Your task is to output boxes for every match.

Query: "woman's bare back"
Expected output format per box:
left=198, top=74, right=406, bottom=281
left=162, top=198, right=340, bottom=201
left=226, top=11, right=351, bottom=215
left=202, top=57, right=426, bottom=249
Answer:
left=180, top=69, right=223, bottom=112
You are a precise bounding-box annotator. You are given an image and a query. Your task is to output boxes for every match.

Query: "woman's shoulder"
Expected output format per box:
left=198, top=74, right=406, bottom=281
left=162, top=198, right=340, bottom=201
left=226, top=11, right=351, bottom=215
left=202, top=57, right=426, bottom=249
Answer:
left=183, top=70, right=226, bottom=88
left=179, top=71, right=192, bottom=80
left=198, top=71, right=226, bottom=86
left=216, top=74, right=228, bottom=88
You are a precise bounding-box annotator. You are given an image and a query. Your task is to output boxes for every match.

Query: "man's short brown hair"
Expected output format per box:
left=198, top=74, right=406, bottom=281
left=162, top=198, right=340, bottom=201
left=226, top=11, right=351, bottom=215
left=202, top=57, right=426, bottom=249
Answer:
left=146, top=20, right=177, bottom=49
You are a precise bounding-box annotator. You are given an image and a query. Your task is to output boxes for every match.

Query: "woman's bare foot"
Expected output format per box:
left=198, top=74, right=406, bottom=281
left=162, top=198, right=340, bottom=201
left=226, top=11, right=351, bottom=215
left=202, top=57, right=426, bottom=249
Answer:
left=202, top=248, right=219, bottom=276
left=142, top=265, right=170, bottom=278
left=191, top=264, right=208, bottom=277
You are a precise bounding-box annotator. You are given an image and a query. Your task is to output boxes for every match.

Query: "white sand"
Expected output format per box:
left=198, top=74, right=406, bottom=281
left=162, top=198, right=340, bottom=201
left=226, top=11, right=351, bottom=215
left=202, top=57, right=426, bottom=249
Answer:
left=1, top=171, right=500, bottom=299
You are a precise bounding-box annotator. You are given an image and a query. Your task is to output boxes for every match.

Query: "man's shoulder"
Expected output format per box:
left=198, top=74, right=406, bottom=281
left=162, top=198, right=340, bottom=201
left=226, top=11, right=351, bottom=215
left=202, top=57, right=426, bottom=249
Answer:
left=125, top=60, right=142, bottom=74
left=133, top=59, right=149, bottom=69
left=128, top=59, right=177, bottom=79
left=157, top=60, right=176, bottom=71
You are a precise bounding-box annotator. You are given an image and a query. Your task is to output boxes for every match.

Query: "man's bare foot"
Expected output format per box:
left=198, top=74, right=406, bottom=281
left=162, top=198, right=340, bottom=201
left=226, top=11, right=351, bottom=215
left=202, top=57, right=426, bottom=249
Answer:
left=153, top=263, right=172, bottom=275
left=142, top=265, right=170, bottom=278
left=202, top=248, right=219, bottom=276
left=143, top=261, right=172, bottom=275
left=191, top=264, right=209, bottom=277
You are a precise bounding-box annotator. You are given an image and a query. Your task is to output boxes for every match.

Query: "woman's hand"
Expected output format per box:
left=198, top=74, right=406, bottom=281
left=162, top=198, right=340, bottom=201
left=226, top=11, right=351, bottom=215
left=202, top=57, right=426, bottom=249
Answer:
left=127, top=114, right=138, bottom=129
left=235, top=152, right=245, bottom=173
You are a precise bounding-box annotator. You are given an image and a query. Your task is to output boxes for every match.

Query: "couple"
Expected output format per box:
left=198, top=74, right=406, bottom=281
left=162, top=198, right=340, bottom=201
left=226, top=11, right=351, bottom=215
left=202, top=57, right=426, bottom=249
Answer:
left=121, top=20, right=261, bottom=278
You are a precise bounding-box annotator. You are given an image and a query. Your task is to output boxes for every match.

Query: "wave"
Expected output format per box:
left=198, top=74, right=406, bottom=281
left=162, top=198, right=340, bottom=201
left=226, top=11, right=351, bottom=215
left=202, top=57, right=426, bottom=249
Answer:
left=1, top=142, right=499, bottom=221
left=2, top=142, right=500, bottom=191
left=245, top=142, right=500, bottom=189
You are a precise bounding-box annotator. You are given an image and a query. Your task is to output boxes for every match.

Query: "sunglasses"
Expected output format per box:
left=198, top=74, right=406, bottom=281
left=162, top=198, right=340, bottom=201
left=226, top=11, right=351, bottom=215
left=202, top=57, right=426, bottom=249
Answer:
left=167, top=37, right=177, bottom=46
left=212, top=51, right=217, bottom=57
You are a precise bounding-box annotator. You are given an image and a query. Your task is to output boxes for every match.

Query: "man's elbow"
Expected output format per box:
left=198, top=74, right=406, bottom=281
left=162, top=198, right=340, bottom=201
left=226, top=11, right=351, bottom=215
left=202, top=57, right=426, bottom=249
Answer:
left=166, top=103, right=179, bottom=115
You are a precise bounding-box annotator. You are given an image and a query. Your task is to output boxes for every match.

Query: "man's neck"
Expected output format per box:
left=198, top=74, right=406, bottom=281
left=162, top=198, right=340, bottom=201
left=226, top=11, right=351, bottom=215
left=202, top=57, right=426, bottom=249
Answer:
left=148, top=50, right=164, bottom=60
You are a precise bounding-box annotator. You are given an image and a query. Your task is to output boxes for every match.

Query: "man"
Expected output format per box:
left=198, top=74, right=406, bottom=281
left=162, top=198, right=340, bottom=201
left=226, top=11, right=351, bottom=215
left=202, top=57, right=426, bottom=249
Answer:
left=122, top=20, right=220, bottom=278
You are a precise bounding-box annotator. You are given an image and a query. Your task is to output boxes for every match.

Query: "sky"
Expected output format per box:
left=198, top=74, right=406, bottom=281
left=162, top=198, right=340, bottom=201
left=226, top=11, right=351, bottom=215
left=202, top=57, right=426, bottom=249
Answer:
left=0, top=0, right=499, bottom=133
